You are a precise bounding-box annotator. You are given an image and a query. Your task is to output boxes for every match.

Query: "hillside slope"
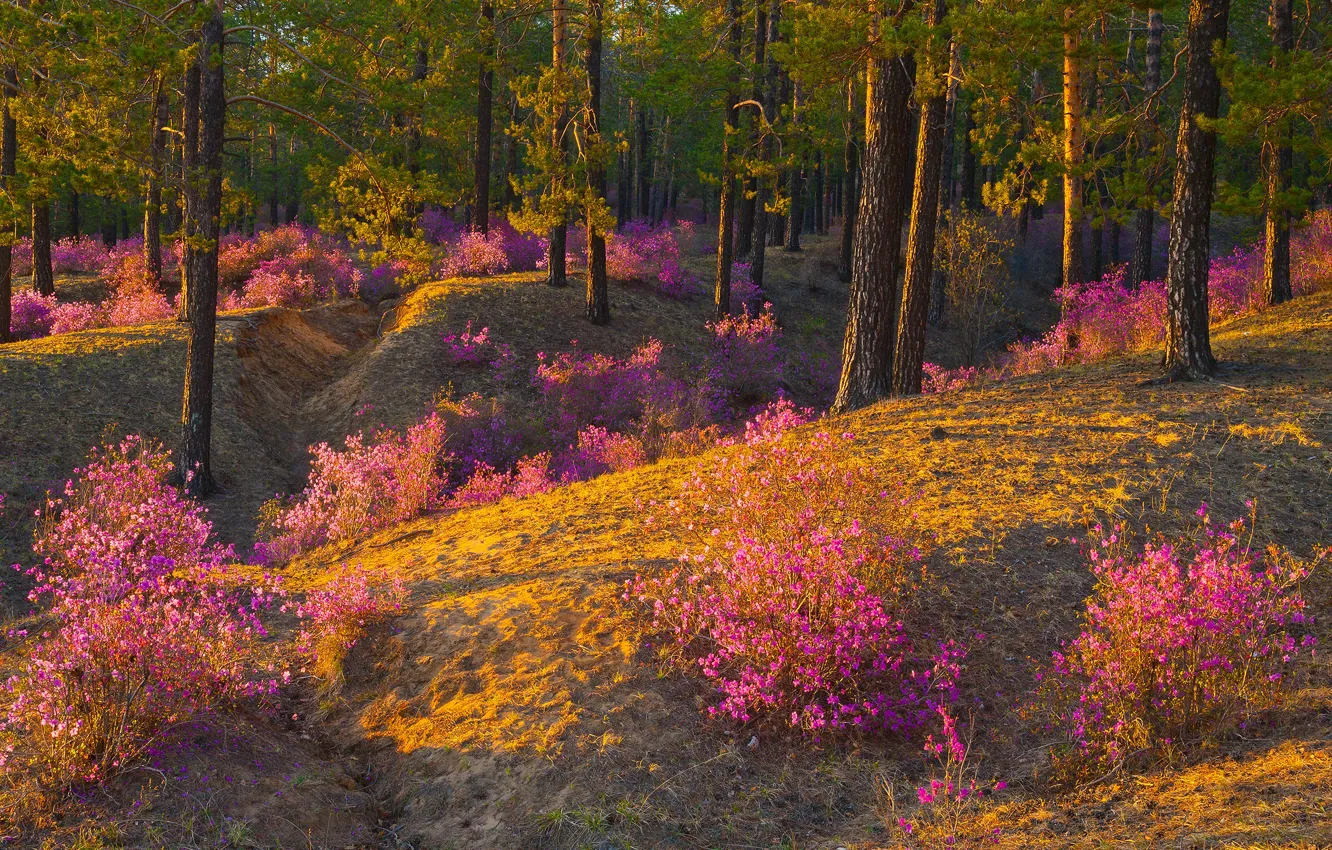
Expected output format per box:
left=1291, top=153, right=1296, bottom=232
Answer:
left=292, top=291, right=1332, bottom=849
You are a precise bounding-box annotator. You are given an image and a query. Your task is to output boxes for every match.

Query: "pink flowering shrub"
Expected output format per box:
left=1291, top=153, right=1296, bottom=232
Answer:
left=730, top=397, right=814, bottom=445
left=606, top=222, right=702, bottom=298
left=535, top=340, right=680, bottom=443
left=434, top=393, right=520, bottom=481
left=254, top=415, right=448, bottom=563
left=627, top=432, right=947, bottom=733
left=50, top=237, right=110, bottom=275
left=706, top=306, right=782, bottom=411
left=885, top=706, right=1007, bottom=849
left=289, top=563, right=407, bottom=690
left=728, top=262, right=762, bottom=314
left=921, top=363, right=985, bottom=395
left=554, top=425, right=647, bottom=480
left=1038, top=507, right=1316, bottom=780
left=1, top=437, right=283, bottom=787
left=441, top=321, right=514, bottom=372
left=449, top=453, right=557, bottom=507
left=9, top=236, right=33, bottom=278
left=419, top=208, right=465, bottom=245
left=213, top=225, right=362, bottom=306
left=48, top=302, right=102, bottom=334
left=438, top=229, right=510, bottom=278
left=9, top=290, right=57, bottom=339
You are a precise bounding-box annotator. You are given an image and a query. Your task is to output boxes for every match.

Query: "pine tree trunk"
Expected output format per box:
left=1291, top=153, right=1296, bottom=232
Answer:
left=180, top=6, right=225, bottom=497
left=549, top=0, right=569, bottom=286
left=1129, top=9, right=1163, bottom=288
left=584, top=0, right=609, bottom=325
left=268, top=124, right=279, bottom=227
left=832, top=46, right=916, bottom=414
left=751, top=0, right=778, bottom=290
left=145, top=74, right=167, bottom=284
left=839, top=79, right=859, bottom=283
left=929, top=41, right=961, bottom=326
left=1262, top=0, right=1293, bottom=305
left=0, top=68, right=14, bottom=343
left=893, top=0, right=948, bottom=397
left=1062, top=14, right=1085, bottom=292
left=637, top=110, right=651, bottom=220
left=960, top=105, right=977, bottom=209
left=179, top=60, right=200, bottom=320
left=785, top=155, right=803, bottom=251
left=69, top=191, right=80, bottom=239
left=473, top=1, right=495, bottom=234
left=1161, top=0, right=1230, bottom=381
left=32, top=202, right=53, bottom=296
left=715, top=0, right=742, bottom=318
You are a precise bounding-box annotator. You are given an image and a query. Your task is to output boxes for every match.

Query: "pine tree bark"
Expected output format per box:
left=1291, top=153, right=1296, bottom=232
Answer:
left=0, top=68, right=14, bottom=343
left=839, top=78, right=858, bottom=283
left=179, top=59, right=200, bottom=321
left=32, top=202, right=53, bottom=296
left=1262, top=0, right=1293, bottom=305
left=751, top=0, right=778, bottom=290
left=473, top=1, right=495, bottom=234
left=145, top=74, right=168, bottom=284
left=68, top=192, right=80, bottom=239
left=180, top=5, right=225, bottom=497
left=548, top=0, right=570, bottom=286
left=785, top=155, right=803, bottom=251
left=960, top=104, right=977, bottom=209
left=1129, top=9, right=1163, bottom=288
left=928, top=41, right=961, bottom=326
left=832, top=27, right=916, bottom=414
left=637, top=109, right=651, bottom=220
left=584, top=0, right=609, bottom=324
left=1161, top=0, right=1230, bottom=381
left=736, top=1, right=765, bottom=260
left=1062, top=12, right=1085, bottom=292
left=893, top=0, right=948, bottom=397
left=715, top=0, right=743, bottom=318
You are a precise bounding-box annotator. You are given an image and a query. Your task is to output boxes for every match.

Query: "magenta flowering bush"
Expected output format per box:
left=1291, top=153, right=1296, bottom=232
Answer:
left=438, top=229, right=510, bottom=278
left=729, top=397, right=814, bottom=445
left=9, top=236, right=33, bottom=278
left=921, top=363, right=985, bottom=395
left=449, top=453, right=557, bottom=507
left=554, top=425, right=647, bottom=480
left=50, top=237, right=110, bottom=275
left=419, top=208, right=465, bottom=245
left=290, top=563, right=407, bottom=689
left=9, top=290, right=57, bottom=339
left=535, top=340, right=680, bottom=443
left=605, top=222, right=701, bottom=298
left=627, top=431, right=947, bottom=734
left=1038, top=507, right=1316, bottom=779
left=441, top=321, right=514, bottom=372
left=434, top=393, right=520, bottom=481
left=706, top=306, right=782, bottom=411
left=1, top=437, right=284, bottom=787
left=728, top=262, right=762, bottom=314
left=255, top=415, right=448, bottom=563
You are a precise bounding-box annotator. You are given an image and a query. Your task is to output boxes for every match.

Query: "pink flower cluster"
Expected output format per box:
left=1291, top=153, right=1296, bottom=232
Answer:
left=449, top=453, right=556, bottom=506
left=290, top=563, right=408, bottom=665
left=433, top=221, right=548, bottom=278
left=1039, top=507, right=1316, bottom=774
left=1, top=437, right=284, bottom=786
left=535, top=340, right=680, bottom=443
left=254, top=414, right=447, bottom=563
left=606, top=221, right=701, bottom=299
left=50, top=237, right=112, bottom=275
left=627, top=432, right=948, bottom=733
left=441, top=321, right=514, bottom=372
left=706, top=306, right=782, bottom=412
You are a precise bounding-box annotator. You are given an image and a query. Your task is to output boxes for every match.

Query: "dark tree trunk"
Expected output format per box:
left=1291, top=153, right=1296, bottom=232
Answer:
left=473, top=1, right=495, bottom=234
left=751, top=0, right=778, bottom=290
left=832, top=46, right=916, bottom=414
left=548, top=0, right=570, bottom=286
left=1062, top=14, right=1085, bottom=291
left=178, top=60, right=200, bottom=320
left=32, top=202, right=53, bottom=295
left=1262, top=0, right=1293, bottom=305
left=1129, top=9, right=1163, bottom=288
left=1161, top=0, right=1230, bottom=381
left=839, top=79, right=859, bottom=283
left=714, top=0, right=743, bottom=318
left=893, top=0, right=948, bottom=397
left=637, top=110, right=651, bottom=220
left=929, top=41, right=961, bottom=326
left=584, top=0, right=609, bottom=324
left=814, top=151, right=825, bottom=235
left=180, top=6, right=225, bottom=497
left=785, top=156, right=804, bottom=251
left=0, top=68, right=14, bottom=342
left=145, top=74, right=168, bottom=284
left=960, top=104, right=977, bottom=209
left=268, top=124, right=279, bottom=227
left=69, top=191, right=81, bottom=239
left=736, top=3, right=764, bottom=261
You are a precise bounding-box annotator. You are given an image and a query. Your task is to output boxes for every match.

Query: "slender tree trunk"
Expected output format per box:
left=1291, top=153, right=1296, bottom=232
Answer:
left=814, top=151, right=826, bottom=235
left=584, top=0, right=609, bottom=324
left=472, top=1, right=495, bottom=234
left=548, top=0, right=570, bottom=286
left=832, top=39, right=916, bottom=414
left=1062, top=13, right=1085, bottom=292
left=960, top=104, right=977, bottom=209
left=839, top=78, right=859, bottom=283
left=715, top=0, right=743, bottom=318
left=1161, top=0, right=1230, bottom=381
left=0, top=69, right=14, bottom=342
left=268, top=124, right=279, bottom=227
left=1129, top=9, right=1163, bottom=288
left=179, top=60, right=200, bottom=320
left=32, top=202, right=53, bottom=295
left=68, top=192, right=80, bottom=239
left=786, top=155, right=804, bottom=251
left=1262, top=0, right=1293, bottom=305
left=638, top=110, right=651, bottom=220
left=893, top=0, right=948, bottom=396
left=145, top=74, right=168, bottom=284
left=751, top=0, right=778, bottom=290
left=929, top=41, right=962, bottom=326
left=180, top=6, right=225, bottom=497
left=736, top=4, right=764, bottom=260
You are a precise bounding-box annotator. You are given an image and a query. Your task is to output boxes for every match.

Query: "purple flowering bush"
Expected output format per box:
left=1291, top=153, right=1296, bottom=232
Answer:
left=1, top=437, right=284, bottom=787
left=9, top=290, right=57, bottom=339
left=606, top=222, right=702, bottom=298
left=535, top=340, right=679, bottom=443
left=706, top=306, right=782, bottom=411
left=449, top=453, right=557, bottom=507
left=289, top=563, right=408, bottom=691
left=1038, top=507, right=1317, bottom=779
left=441, top=321, right=515, bottom=372
left=627, top=431, right=951, bottom=734
left=254, top=415, right=447, bottom=563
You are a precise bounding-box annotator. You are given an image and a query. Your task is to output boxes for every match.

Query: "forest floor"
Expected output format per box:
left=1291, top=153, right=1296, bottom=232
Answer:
left=1, top=231, right=1329, bottom=848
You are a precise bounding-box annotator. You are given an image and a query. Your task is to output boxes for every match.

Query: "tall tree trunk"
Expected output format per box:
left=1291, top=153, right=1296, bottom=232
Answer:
left=32, top=202, right=53, bottom=295
left=814, top=151, right=826, bottom=234
left=180, top=6, right=225, bottom=497
left=839, top=78, right=859, bottom=283
left=1062, top=13, right=1085, bottom=292
left=751, top=0, right=778, bottom=290
left=785, top=155, right=804, bottom=251
left=832, top=38, right=916, bottom=414
left=68, top=191, right=80, bottom=239
left=715, top=0, right=743, bottom=318
left=548, top=0, right=570, bottom=286
left=584, top=0, right=609, bottom=324
left=893, top=0, right=948, bottom=397
left=473, top=1, right=495, bottom=234
left=736, top=3, right=764, bottom=261
left=1262, top=0, right=1293, bottom=305
left=179, top=60, right=200, bottom=320
left=268, top=124, right=279, bottom=227
left=1161, top=0, right=1230, bottom=381
left=960, top=104, right=977, bottom=209
left=1129, top=9, right=1163, bottom=288
left=0, top=68, right=14, bottom=342
left=637, top=110, right=651, bottom=220
left=929, top=41, right=962, bottom=326
left=145, top=74, right=168, bottom=284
